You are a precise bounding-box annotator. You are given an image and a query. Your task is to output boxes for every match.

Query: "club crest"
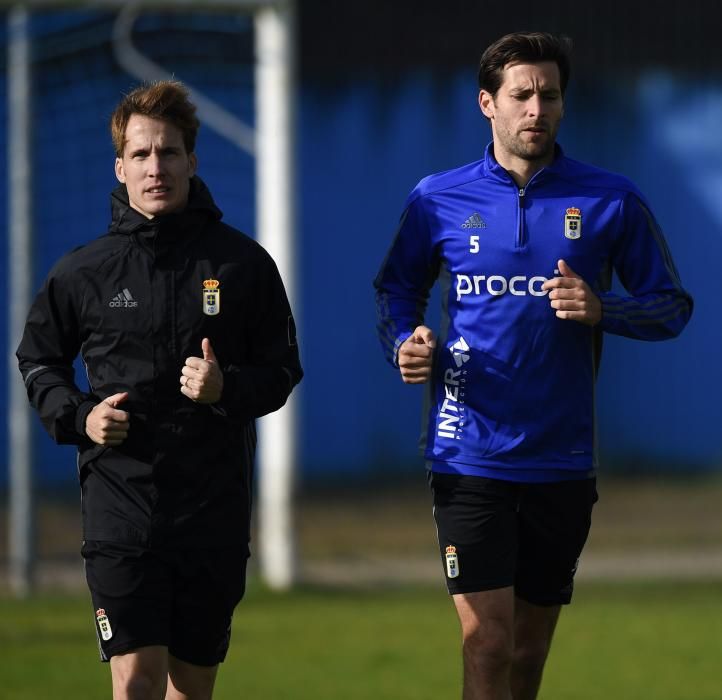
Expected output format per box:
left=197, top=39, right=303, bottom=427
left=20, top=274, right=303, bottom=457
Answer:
left=564, top=207, right=582, bottom=240
left=445, top=545, right=460, bottom=579
left=203, top=279, right=221, bottom=316
left=96, top=608, right=113, bottom=641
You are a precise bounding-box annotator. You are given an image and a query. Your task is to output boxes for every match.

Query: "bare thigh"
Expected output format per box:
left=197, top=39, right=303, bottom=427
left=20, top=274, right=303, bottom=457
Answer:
left=166, top=654, right=219, bottom=700
left=110, top=645, right=169, bottom=700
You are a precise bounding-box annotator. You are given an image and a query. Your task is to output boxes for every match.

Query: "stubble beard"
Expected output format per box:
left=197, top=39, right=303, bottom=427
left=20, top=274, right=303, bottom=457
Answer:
left=508, top=132, right=555, bottom=163
left=494, top=119, right=559, bottom=166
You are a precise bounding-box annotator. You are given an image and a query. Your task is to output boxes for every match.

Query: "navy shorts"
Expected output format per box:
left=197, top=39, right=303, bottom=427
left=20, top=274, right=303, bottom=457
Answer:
left=429, top=472, right=598, bottom=605
left=82, top=540, right=249, bottom=666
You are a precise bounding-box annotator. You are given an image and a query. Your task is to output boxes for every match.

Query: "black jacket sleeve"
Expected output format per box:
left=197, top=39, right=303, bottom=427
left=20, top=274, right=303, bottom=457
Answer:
left=16, top=261, right=96, bottom=445
left=215, top=251, right=302, bottom=422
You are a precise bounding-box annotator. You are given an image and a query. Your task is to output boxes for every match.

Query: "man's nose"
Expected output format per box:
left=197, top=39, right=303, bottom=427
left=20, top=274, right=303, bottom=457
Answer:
left=526, top=94, right=545, bottom=117
left=146, top=152, right=164, bottom=176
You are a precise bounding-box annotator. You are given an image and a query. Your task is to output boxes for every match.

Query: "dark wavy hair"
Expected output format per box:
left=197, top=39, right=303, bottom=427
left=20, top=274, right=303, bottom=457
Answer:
left=478, top=32, right=572, bottom=96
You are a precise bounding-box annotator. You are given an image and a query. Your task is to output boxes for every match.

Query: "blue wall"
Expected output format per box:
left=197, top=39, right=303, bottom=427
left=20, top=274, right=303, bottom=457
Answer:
left=1, top=13, right=720, bottom=486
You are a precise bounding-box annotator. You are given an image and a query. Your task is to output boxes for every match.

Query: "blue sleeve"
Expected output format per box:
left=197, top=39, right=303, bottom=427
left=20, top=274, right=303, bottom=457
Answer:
left=598, top=193, right=693, bottom=340
left=374, top=193, right=439, bottom=367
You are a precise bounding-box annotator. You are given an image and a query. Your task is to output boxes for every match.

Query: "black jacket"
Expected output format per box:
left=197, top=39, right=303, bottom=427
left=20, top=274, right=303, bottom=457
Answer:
left=17, top=177, right=303, bottom=549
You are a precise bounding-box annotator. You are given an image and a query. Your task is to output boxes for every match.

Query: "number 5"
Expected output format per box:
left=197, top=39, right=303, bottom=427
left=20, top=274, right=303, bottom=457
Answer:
left=469, top=235, right=480, bottom=253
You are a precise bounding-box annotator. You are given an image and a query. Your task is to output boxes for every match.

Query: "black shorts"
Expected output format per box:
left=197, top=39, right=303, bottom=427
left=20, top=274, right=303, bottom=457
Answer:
left=82, top=540, right=249, bottom=666
left=429, top=471, right=598, bottom=605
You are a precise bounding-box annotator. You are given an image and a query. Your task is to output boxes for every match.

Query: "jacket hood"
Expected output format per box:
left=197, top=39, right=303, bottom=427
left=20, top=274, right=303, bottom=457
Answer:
left=108, top=175, right=223, bottom=236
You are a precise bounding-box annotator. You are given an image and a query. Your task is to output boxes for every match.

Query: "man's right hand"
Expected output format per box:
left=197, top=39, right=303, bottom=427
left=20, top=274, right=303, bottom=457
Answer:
left=398, top=326, right=436, bottom=384
left=85, top=392, right=130, bottom=446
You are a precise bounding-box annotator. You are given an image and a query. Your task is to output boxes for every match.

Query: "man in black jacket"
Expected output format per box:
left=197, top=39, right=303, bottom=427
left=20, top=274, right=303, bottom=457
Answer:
left=17, top=80, right=302, bottom=699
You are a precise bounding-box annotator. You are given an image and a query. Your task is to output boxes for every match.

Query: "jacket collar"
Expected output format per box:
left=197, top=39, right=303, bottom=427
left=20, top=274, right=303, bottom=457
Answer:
left=482, top=141, right=567, bottom=185
left=108, top=175, right=223, bottom=239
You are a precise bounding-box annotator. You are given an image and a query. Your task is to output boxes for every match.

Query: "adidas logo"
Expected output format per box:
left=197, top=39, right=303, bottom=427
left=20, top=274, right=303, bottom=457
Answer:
left=461, top=213, right=486, bottom=229
left=450, top=336, right=470, bottom=368
left=109, top=288, right=138, bottom=308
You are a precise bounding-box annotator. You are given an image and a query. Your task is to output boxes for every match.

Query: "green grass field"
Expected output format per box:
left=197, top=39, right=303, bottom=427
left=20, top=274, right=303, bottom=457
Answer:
left=1, top=579, right=721, bottom=699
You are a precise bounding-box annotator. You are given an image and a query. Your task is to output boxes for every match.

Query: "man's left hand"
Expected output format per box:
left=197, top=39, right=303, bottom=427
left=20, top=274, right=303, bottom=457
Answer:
left=542, top=259, right=602, bottom=326
left=180, top=337, right=224, bottom=403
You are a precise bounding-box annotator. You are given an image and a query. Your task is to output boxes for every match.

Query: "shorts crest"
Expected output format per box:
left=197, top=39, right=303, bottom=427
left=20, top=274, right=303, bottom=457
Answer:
left=445, top=545, right=460, bottom=579
left=96, top=608, right=113, bottom=641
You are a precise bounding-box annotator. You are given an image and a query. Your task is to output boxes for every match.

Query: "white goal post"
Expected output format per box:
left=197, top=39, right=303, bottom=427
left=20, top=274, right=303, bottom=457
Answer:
left=6, top=0, right=299, bottom=595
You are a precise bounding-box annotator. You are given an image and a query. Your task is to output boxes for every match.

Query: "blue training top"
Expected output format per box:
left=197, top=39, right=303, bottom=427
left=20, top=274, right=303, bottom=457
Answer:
left=374, top=143, right=693, bottom=483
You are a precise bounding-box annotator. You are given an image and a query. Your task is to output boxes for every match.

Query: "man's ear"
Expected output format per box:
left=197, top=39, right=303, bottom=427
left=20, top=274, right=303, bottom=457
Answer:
left=115, top=157, right=125, bottom=184
left=188, top=152, right=198, bottom=178
left=478, top=89, right=495, bottom=119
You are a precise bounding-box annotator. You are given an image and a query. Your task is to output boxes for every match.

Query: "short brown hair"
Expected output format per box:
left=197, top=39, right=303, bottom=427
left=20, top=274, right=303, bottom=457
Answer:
left=478, top=32, right=572, bottom=97
left=110, top=80, right=200, bottom=157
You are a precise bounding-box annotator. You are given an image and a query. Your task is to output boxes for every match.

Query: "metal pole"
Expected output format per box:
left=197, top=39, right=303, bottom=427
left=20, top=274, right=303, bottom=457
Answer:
left=255, top=0, right=298, bottom=590
left=7, top=4, right=35, bottom=598
left=112, top=2, right=256, bottom=156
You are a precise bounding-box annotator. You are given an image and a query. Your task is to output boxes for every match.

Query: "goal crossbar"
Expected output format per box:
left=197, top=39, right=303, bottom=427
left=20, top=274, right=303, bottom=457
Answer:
left=3, top=1, right=281, bottom=9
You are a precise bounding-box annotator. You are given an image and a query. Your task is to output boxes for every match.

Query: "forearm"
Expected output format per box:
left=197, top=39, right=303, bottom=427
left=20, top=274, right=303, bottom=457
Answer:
left=375, top=290, right=425, bottom=367
left=215, top=363, right=302, bottom=421
left=598, top=290, right=693, bottom=340
left=20, top=364, right=95, bottom=444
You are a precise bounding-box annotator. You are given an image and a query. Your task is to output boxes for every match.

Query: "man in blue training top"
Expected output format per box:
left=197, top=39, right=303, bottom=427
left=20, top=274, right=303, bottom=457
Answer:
left=374, top=32, right=692, bottom=700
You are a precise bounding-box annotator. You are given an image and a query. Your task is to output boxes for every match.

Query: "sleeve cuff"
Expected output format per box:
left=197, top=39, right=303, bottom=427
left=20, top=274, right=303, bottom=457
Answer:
left=74, top=400, right=97, bottom=440
left=393, top=331, right=413, bottom=368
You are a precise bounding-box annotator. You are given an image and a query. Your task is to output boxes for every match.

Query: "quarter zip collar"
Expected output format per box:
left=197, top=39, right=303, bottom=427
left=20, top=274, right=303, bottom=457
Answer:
left=482, top=140, right=566, bottom=188
left=481, top=141, right=566, bottom=251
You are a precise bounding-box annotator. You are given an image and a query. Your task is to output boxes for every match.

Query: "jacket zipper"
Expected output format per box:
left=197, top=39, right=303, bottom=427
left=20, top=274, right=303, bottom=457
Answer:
left=516, top=187, right=526, bottom=249
left=515, top=164, right=546, bottom=249
left=170, top=270, right=177, bottom=362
